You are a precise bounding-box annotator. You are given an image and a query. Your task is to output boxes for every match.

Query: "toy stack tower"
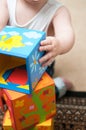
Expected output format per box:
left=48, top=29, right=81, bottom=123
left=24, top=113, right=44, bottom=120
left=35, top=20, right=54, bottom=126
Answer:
left=0, top=26, right=56, bottom=130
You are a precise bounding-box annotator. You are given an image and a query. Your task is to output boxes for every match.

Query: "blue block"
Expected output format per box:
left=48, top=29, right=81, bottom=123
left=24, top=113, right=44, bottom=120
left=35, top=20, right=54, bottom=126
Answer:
left=0, top=26, right=47, bottom=94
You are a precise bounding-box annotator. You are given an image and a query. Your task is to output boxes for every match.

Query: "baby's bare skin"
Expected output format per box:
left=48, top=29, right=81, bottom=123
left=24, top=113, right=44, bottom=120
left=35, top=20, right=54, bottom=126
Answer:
left=0, top=0, right=75, bottom=67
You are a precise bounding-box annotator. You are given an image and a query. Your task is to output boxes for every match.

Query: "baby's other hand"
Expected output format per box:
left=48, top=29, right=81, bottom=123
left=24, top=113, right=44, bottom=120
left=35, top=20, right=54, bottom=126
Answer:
left=39, top=36, right=61, bottom=67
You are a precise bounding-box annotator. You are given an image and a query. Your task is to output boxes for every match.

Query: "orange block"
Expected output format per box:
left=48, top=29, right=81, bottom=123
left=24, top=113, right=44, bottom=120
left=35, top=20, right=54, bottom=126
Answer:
left=3, top=110, right=54, bottom=130
left=2, top=72, right=56, bottom=130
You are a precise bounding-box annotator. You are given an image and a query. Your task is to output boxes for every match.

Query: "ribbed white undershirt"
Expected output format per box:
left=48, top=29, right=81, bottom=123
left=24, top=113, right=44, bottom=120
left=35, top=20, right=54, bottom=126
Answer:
left=7, top=0, right=63, bottom=32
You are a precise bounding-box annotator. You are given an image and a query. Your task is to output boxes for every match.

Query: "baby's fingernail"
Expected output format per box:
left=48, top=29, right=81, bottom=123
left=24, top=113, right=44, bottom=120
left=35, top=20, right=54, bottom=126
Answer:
left=39, top=47, right=42, bottom=51
left=39, top=59, right=42, bottom=63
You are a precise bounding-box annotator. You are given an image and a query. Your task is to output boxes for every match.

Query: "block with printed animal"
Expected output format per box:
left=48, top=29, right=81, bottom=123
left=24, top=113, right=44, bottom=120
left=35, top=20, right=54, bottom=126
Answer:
left=2, top=72, right=56, bottom=130
left=0, top=26, right=47, bottom=94
left=3, top=110, right=54, bottom=130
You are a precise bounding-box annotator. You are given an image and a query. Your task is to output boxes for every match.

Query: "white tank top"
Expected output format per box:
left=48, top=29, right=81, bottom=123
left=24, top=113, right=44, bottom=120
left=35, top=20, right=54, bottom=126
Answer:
left=7, top=0, right=63, bottom=32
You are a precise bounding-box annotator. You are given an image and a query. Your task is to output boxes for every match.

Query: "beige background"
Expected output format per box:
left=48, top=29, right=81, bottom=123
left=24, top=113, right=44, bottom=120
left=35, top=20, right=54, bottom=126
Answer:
left=54, top=0, right=86, bottom=91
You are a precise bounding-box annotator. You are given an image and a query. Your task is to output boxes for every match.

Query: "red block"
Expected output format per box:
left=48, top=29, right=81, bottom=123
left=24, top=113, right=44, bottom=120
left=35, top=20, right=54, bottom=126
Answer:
left=0, top=89, right=4, bottom=111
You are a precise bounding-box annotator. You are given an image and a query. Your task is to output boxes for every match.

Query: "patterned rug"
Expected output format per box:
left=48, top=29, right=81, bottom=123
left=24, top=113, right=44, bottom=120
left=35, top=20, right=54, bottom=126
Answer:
left=0, top=110, right=4, bottom=130
left=1, top=91, right=86, bottom=130
left=54, top=91, right=86, bottom=130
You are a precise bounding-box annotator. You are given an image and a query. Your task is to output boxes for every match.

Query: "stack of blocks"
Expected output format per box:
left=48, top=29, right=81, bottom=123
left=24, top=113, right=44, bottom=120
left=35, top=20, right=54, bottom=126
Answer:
left=3, top=110, right=54, bottom=130
left=0, top=26, right=56, bottom=130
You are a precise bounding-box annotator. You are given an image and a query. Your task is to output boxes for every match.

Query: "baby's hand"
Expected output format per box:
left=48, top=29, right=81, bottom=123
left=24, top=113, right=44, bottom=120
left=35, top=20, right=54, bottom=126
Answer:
left=39, top=36, right=61, bottom=67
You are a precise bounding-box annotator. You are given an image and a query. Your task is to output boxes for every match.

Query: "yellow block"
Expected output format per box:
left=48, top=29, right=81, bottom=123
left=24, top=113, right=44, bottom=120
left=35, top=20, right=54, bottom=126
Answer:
left=3, top=110, right=13, bottom=130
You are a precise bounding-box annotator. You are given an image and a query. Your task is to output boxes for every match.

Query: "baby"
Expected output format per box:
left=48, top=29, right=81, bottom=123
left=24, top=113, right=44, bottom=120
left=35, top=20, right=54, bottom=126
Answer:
left=0, top=0, right=75, bottom=98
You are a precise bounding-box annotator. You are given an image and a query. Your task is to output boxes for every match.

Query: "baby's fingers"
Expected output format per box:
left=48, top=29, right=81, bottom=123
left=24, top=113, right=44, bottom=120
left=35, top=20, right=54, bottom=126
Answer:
left=41, top=58, right=54, bottom=67
left=39, top=53, right=53, bottom=64
left=40, top=37, right=52, bottom=46
left=39, top=44, right=52, bottom=52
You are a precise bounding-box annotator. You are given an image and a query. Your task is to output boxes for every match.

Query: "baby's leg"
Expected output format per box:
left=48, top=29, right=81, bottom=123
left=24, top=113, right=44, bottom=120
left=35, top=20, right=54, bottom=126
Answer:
left=54, top=77, right=73, bottom=98
left=46, top=62, right=73, bottom=98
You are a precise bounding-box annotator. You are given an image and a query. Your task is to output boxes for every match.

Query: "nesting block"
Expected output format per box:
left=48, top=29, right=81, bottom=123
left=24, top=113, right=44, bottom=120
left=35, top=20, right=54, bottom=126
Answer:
left=0, top=89, right=4, bottom=111
left=33, top=119, right=54, bottom=130
left=0, top=26, right=47, bottom=94
left=3, top=110, right=14, bottom=130
left=2, top=72, right=56, bottom=130
left=3, top=110, right=54, bottom=130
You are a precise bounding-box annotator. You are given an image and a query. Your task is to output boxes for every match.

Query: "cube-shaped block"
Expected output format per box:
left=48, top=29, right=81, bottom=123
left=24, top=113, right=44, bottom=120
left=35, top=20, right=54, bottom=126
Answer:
left=3, top=110, right=14, bottom=130
left=2, top=72, right=56, bottom=130
left=3, top=110, right=54, bottom=130
left=0, top=26, right=47, bottom=94
left=0, top=89, right=4, bottom=111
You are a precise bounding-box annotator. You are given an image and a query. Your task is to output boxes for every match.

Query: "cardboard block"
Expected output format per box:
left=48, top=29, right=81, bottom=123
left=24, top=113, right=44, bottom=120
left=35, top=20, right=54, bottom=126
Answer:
left=3, top=110, right=54, bottom=130
left=0, top=89, right=4, bottom=111
left=0, top=26, right=46, bottom=94
left=2, top=72, right=56, bottom=130
left=3, top=110, right=14, bottom=130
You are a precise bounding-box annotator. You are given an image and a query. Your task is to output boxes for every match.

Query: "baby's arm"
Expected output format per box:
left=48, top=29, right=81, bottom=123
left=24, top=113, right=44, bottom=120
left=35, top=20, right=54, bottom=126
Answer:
left=39, top=7, right=75, bottom=67
left=0, top=0, right=9, bottom=31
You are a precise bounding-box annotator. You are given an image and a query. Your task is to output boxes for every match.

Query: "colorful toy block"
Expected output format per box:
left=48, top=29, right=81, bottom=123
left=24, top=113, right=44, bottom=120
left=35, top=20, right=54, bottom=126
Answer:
left=3, top=110, right=14, bottom=130
left=0, top=89, right=4, bottom=111
left=2, top=72, right=56, bottom=130
left=3, top=110, right=54, bottom=130
left=0, top=26, right=47, bottom=94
